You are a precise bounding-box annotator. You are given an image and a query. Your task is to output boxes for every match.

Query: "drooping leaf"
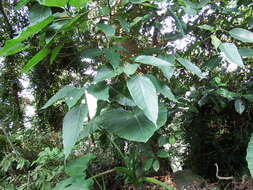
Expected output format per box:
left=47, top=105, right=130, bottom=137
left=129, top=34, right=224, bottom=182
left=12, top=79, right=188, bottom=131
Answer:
left=65, top=154, right=96, bottom=176
left=38, top=0, right=68, bottom=7
left=94, top=65, right=118, bottom=83
left=50, top=45, right=63, bottom=64
left=96, top=23, right=115, bottom=37
left=146, top=75, right=178, bottom=103
left=123, top=63, right=139, bottom=75
left=177, top=58, right=205, bottom=78
left=229, top=28, right=253, bottom=43
left=99, top=104, right=167, bottom=142
left=246, top=133, right=253, bottom=177
left=22, top=47, right=50, bottom=72
left=29, top=4, right=52, bottom=25
left=238, top=48, right=253, bottom=57
left=87, top=82, right=109, bottom=101
left=69, top=0, right=88, bottom=7
left=63, top=104, right=88, bottom=159
left=42, top=86, right=84, bottom=109
left=135, top=55, right=173, bottom=67
left=127, top=75, right=158, bottom=124
left=234, top=99, right=245, bottom=115
left=219, top=43, right=245, bottom=68
left=103, top=48, right=120, bottom=69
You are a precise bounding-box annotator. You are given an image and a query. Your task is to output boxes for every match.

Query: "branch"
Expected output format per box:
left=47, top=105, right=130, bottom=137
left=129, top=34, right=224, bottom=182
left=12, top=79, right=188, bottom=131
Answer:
left=214, top=163, right=234, bottom=180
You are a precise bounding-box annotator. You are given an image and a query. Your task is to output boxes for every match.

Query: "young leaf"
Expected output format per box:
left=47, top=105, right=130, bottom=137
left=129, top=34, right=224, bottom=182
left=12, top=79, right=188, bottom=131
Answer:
left=96, top=23, right=115, bottom=37
left=127, top=75, right=158, bottom=124
left=22, top=47, right=50, bottom=72
left=63, top=104, right=88, bottom=159
left=87, top=82, right=109, bottom=101
left=135, top=55, right=173, bottom=67
left=177, top=58, right=205, bottom=78
left=234, top=99, right=245, bottom=115
left=246, top=133, right=253, bottom=177
left=152, top=159, right=160, bottom=172
left=69, top=0, right=88, bottom=7
left=229, top=28, right=253, bottom=43
left=219, top=43, right=245, bottom=68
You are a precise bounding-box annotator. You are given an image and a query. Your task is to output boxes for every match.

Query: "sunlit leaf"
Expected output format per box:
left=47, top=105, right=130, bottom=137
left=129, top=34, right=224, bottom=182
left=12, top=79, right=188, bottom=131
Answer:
left=152, top=159, right=160, bottom=172
left=177, top=58, right=205, bottom=78
left=234, top=99, right=245, bottom=115
left=123, top=63, right=139, bottom=75
left=69, top=0, right=89, bottom=7
left=229, top=28, right=253, bottom=43
left=135, top=55, right=173, bottom=67
left=87, top=82, right=109, bottom=101
left=96, top=23, right=115, bottom=37
left=247, top=134, right=253, bottom=177
left=38, top=0, right=68, bottom=7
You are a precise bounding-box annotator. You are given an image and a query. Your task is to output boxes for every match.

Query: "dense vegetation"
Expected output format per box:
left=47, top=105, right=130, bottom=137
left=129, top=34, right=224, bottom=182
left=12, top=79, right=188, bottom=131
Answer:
left=1, top=0, right=253, bottom=189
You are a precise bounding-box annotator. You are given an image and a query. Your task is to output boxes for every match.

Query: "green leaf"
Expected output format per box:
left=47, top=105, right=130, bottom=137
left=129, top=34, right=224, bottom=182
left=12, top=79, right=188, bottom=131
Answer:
left=229, top=28, right=253, bottom=43
left=216, top=88, right=240, bottom=99
left=177, top=58, right=205, bottom=78
left=159, top=55, right=176, bottom=80
left=103, top=48, right=120, bottom=69
left=234, top=99, right=245, bottom=115
left=0, top=42, right=29, bottom=57
left=135, top=55, right=173, bottom=67
left=65, top=154, right=95, bottom=176
left=152, top=159, right=160, bottom=172
left=117, top=17, right=130, bottom=33
left=42, top=86, right=84, bottom=109
left=63, top=104, right=88, bottom=159
left=157, top=150, right=170, bottom=158
left=146, top=75, right=178, bottom=103
left=22, top=47, right=50, bottom=72
left=144, top=158, right=154, bottom=171
left=15, top=0, right=31, bottom=10
left=140, top=177, right=173, bottom=190
left=211, top=35, right=221, bottom=49
left=78, top=118, right=100, bottom=140
left=127, top=75, right=158, bottom=124
left=123, top=63, right=139, bottom=75
left=238, top=48, right=253, bottom=57
left=219, top=43, right=244, bottom=68
left=81, top=48, right=103, bottom=58
left=29, top=4, right=52, bottom=25
left=198, top=24, right=215, bottom=31
left=69, top=0, right=88, bottom=7
left=100, top=104, right=167, bottom=142
left=50, top=45, right=63, bottom=64
left=96, top=23, right=115, bottom=37
left=38, top=0, right=68, bottom=7
left=247, top=133, right=253, bottom=177
left=94, top=65, right=118, bottom=83
left=53, top=177, right=93, bottom=190
left=87, top=82, right=109, bottom=101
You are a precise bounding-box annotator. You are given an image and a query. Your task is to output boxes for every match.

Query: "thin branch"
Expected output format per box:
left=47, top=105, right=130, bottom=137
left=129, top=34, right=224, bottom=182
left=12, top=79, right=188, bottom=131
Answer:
left=214, top=163, right=234, bottom=180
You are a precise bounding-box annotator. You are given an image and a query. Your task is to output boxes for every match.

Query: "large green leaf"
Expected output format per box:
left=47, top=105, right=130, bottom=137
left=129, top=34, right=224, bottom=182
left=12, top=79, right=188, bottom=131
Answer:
left=94, top=65, right=118, bottom=83
left=229, top=28, right=253, bottom=43
left=219, top=43, right=244, bottom=68
left=127, top=75, right=158, bottom=124
left=96, top=23, right=115, bottom=37
left=69, top=0, right=89, bottom=7
left=22, top=47, right=50, bottom=73
left=65, top=154, right=96, bottom=177
left=0, top=42, right=29, bottom=57
left=135, top=55, right=173, bottom=67
left=246, top=133, right=253, bottom=177
left=63, top=104, right=88, bottom=159
left=99, top=104, right=167, bottom=142
left=159, top=55, right=176, bottom=80
left=238, top=48, right=253, bottom=57
left=103, top=48, right=120, bottom=69
left=234, top=99, right=245, bottom=115
left=15, top=0, right=31, bottom=10
left=38, top=0, right=68, bottom=7
left=42, top=86, right=84, bottom=109
left=87, top=82, right=109, bottom=101
left=146, top=75, right=178, bottom=103
left=177, top=58, right=205, bottom=78
left=53, top=176, right=93, bottom=190
left=50, top=45, right=63, bottom=64
left=29, top=4, right=52, bottom=25
left=123, top=63, right=139, bottom=76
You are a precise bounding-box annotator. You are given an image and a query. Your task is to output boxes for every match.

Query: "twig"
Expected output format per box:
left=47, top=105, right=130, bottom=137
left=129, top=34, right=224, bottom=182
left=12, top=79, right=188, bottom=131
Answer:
left=214, top=163, right=234, bottom=180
